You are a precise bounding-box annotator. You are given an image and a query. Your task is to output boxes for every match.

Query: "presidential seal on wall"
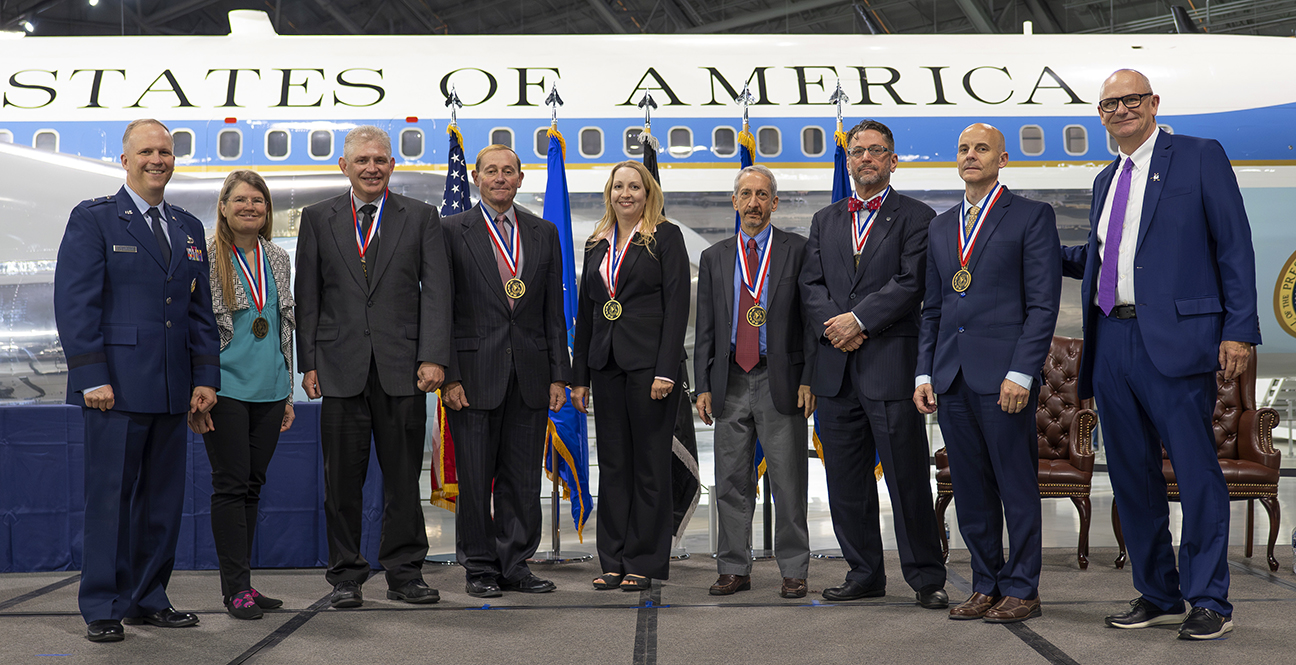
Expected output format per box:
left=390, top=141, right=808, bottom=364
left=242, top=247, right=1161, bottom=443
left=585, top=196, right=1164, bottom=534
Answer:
left=1275, top=249, right=1296, bottom=340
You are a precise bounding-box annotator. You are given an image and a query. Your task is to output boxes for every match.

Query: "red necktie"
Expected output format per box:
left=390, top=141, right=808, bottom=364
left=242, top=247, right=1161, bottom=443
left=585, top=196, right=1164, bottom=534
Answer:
left=736, top=238, right=760, bottom=373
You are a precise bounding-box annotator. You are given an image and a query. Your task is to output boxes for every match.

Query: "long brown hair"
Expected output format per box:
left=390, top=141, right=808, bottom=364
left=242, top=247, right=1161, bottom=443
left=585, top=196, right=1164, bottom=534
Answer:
left=214, top=170, right=274, bottom=310
left=587, top=161, right=667, bottom=253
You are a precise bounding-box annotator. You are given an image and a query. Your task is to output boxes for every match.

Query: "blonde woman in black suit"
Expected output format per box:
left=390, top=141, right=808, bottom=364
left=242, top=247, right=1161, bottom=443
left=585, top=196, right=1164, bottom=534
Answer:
left=572, top=161, right=690, bottom=591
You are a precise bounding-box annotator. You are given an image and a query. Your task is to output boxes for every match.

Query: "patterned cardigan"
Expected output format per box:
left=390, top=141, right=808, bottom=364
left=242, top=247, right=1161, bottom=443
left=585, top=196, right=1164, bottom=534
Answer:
left=207, top=237, right=296, bottom=381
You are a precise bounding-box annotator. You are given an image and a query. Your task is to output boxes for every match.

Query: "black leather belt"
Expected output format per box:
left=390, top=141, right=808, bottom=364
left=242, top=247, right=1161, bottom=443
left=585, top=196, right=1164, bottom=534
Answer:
left=1109, top=304, right=1137, bottom=319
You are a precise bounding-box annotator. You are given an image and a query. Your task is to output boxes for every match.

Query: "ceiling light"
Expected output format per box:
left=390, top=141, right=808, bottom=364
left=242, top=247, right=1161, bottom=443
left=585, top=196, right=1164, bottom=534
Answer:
left=21, top=20, right=34, bottom=32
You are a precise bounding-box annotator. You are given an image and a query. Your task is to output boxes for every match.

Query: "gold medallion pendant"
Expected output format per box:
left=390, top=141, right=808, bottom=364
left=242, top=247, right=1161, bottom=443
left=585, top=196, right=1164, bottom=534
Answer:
left=952, top=268, right=972, bottom=293
left=505, top=278, right=526, bottom=299
left=746, top=305, right=767, bottom=327
left=602, top=299, right=623, bottom=321
left=252, top=316, right=270, bottom=339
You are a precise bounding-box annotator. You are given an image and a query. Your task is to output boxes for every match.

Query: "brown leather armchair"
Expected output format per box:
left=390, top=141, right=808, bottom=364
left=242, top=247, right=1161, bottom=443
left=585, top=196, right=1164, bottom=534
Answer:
left=935, top=336, right=1098, bottom=569
left=1113, top=351, right=1282, bottom=571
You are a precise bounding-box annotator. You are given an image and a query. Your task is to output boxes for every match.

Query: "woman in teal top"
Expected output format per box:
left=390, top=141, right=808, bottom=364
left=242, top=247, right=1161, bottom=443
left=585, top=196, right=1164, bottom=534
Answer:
left=189, top=170, right=295, bottom=620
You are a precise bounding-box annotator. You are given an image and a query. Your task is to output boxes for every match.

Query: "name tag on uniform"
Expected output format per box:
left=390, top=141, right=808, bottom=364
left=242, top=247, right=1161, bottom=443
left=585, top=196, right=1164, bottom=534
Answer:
left=187, top=246, right=204, bottom=262
left=112, top=245, right=137, bottom=253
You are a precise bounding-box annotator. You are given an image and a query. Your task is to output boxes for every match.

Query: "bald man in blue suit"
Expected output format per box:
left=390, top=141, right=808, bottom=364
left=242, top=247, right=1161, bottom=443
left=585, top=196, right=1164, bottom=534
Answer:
left=1062, top=70, right=1261, bottom=641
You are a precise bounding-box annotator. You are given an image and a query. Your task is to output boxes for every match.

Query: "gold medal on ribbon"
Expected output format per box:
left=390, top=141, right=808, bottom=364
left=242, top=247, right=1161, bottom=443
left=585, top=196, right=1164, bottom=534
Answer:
left=603, top=299, right=622, bottom=321
left=252, top=316, right=270, bottom=339
left=505, top=278, right=526, bottom=299
left=952, top=268, right=972, bottom=293
left=746, top=305, right=767, bottom=327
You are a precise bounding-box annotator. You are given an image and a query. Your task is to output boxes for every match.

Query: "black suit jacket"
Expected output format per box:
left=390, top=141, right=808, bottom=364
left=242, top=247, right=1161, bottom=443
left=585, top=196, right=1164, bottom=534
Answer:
left=441, top=206, right=573, bottom=410
left=800, top=191, right=935, bottom=401
left=572, top=221, right=690, bottom=386
left=294, top=191, right=451, bottom=398
left=694, top=226, right=814, bottom=416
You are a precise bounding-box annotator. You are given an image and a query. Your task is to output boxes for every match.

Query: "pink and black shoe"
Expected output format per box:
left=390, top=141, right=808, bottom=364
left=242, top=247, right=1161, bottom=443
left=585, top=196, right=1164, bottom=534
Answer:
left=248, top=588, right=283, bottom=610
left=225, top=590, right=264, bottom=620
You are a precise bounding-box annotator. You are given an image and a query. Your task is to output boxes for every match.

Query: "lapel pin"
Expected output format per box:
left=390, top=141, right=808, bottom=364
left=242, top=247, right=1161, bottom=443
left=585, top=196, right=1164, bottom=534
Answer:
left=125, top=209, right=133, bottom=215
left=1152, top=173, right=1161, bottom=182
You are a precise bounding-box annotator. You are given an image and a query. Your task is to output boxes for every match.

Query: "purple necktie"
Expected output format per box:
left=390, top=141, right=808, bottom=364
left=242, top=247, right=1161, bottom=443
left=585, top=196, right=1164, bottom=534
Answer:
left=1097, top=158, right=1135, bottom=316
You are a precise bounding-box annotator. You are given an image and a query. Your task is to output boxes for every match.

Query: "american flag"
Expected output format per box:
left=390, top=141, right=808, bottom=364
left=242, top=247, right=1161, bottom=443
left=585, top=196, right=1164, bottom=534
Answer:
left=440, top=125, right=471, bottom=217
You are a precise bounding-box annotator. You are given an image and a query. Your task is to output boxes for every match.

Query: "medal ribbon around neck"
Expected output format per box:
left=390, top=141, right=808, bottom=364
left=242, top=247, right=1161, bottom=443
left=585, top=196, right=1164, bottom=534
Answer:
left=958, top=183, right=1004, bottom=268
left=352, top=189, right=388, bottom=260
left=600, top=223, right=634, bottom=300
left=737, top=232, right=773, bottom=308
left=482, top=206, right=520, bottom=278
left=854, top=186, right=889, bottom=254
left=233, top=241, right=266, bottom=314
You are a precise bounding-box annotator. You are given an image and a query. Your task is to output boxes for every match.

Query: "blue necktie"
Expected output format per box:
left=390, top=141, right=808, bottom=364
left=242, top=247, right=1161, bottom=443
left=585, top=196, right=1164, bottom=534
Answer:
left=148, top=207, right=171, bottom=266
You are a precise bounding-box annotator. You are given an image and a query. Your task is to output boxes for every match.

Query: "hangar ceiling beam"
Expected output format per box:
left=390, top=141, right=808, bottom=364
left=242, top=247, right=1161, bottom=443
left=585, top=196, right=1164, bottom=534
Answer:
left=681, top=0, right=845, bottom=33
left=394, top=0, right=442, bottom=33
left=953, top=0, right=998, bottom=33
left=141, top=0, right=224, bottom=27
left=1021, top=0, right=1061, bottom=32
left=310, top=0, right=364, bottom=34
left=585, top=0, right=629, bottom=33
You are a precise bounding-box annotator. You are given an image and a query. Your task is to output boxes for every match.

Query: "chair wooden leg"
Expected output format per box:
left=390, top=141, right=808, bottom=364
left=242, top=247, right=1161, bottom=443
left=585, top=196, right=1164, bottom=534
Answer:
left=935, top=492, right=952, bottom=563
left=1245, top=499, right=1254, bottom=559
left=1070, top=495, right=1091, bottom=570
left=1112, top=503, right=1127, bottom=570
left=1261, top=496, right=1281, bottom=572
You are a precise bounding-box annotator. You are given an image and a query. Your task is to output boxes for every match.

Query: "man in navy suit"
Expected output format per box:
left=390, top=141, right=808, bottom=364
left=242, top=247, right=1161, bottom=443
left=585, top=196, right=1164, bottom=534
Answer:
left=915, top=123, right=1060, bottom=624
left=800, top=119, right=948, bottom=609
left=1062, top=70, right=1261, bottom=640
left=54, top=119, right=221, bottom=642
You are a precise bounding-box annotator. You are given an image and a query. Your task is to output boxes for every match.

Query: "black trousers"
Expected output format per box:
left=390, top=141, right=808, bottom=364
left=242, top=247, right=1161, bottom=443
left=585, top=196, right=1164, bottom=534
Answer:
left=445, top=366, right=547, bottom=584
left=591, top=363, right=680, bottom=580
left=320, top=359, right=429, bottom=588
left=202, top=397, right=286, bottom=599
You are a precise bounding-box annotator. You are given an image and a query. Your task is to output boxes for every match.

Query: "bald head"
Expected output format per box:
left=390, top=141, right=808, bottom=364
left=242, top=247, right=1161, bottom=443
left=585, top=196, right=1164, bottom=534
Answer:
left=960, top=123, right=1005, bottom=153
left=957, top=123, right=1008, bottom=198
left=1097, top=69, right=1159, bottom=154
left=1100, top=69, right=1153, bottom=100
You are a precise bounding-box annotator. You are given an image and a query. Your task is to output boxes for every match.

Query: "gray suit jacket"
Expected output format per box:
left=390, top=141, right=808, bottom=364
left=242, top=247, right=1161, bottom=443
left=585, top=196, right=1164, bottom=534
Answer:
left=441, top=206, right=572, bottom=411
left=694, top=226, right=814, bottom=417
left=294, top=191, right=451, bottom=398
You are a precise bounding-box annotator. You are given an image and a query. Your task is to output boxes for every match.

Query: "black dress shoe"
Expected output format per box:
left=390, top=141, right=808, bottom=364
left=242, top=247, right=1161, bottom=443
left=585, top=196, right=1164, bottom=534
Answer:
left=387, top=579, right=440, bottom=604
left=500, top=574, right=556, bottom=594
left=85, top=620, right=124, bottom=643
left=1105, top=597, right=1187, bottom=629
left=822, top=579, right=885, bottom=601
left=123, top=608, right=198, bottom=628
left=330, top=580, right=363, bottom=609
left=1178, top=607, right=1233, bottom=640
left=917, top=586, right=950, bottom=609
left=465, top=578, right=503, bottom=598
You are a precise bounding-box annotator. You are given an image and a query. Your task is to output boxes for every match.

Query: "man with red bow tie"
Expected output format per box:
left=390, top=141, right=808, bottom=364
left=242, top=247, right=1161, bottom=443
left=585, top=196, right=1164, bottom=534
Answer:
left=799, top=119, right=948, bottom=609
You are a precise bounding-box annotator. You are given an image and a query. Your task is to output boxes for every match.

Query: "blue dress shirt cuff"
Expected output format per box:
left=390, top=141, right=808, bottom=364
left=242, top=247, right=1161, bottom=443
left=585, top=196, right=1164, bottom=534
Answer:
left=1005, top=371, right=1033, bottom=390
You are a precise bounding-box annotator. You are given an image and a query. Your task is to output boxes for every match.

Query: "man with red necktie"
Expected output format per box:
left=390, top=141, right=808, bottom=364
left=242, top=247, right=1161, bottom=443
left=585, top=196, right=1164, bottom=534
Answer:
left=799, top=119, right=948, bottom=609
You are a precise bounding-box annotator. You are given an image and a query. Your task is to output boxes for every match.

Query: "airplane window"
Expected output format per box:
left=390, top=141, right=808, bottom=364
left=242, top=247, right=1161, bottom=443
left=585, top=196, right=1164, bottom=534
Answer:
left=0, top=130, right=11, bottom=143
left=400, top=128, right=424, bottom=159
left=1019, top=125, right=1044, bottom=156
left=624, top=127, right=644, bottom=157
left=534, top=127, right=549, bottom=158
left=1158, top=124, right=1173, bottom=135
left=580, top=127, right=604, bottom=159
left=801, top=126, right=825, bottom=157
left=490, top=128, right=513, bottom=150
left=266, top=130, right=290, bottom=159
left=34, top=130, right=58, bottom=152
left=757, top=126, right=781, bottom=158
left=171, top=129, right=195, bottom=159
left=713, top=127, right=736, bottom=158
left=218, top=129, right=242, bottom=160
left=668, top=127, right=693, bottom=158
left=309, top=130, right=333, bottom=159
left=1063, top=125, right=1087, bottom=156
left=1107, top=131, right=1119, bottom=155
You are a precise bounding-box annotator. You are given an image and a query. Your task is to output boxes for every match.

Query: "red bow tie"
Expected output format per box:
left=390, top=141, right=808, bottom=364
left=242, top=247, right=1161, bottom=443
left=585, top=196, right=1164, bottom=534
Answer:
left=848, top=197, right=882, bottom=213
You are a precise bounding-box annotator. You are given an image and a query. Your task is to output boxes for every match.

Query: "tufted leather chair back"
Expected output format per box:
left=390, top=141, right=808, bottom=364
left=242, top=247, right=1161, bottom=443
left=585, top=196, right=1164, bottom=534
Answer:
left=1037, top=336, right=1092, bottom=468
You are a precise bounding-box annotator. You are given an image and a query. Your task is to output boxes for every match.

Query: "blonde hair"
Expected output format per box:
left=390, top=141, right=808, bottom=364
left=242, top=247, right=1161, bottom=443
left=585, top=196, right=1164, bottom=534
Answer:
left=587, top=161, right=666, bottom=253
left=474, top=144, right=521, bottom=171
left=214, top=170, right=274, bottom=310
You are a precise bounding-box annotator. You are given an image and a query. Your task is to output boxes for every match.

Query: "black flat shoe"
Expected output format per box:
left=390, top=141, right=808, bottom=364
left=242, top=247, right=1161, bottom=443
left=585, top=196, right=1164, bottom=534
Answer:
left=330, top=580, right=363, bottom=609
left=226, top=590, right=264, bottom=620
left=85, top=620, right=124, bottom=643
left=620, top=574, right=650, bottom=592
left=592, top=573, right=623, bottom=590
left=387, top=579, right=440, bottom=604
left=466, top=578, right=503, bottom=598
left=249, top=588, right=283, bottom=610
left=822, top=580, right=884, bottom=601
left=123, top=608, right=199, bottom=628
left=917, top=586, right=950, bottom=609
left=501, top=574, right=556, bottom=594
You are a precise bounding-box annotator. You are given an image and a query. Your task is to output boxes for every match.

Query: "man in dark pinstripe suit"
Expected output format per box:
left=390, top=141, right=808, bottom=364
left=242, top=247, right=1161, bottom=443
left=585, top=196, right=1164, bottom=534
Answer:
left=441, top=145, right=572, bottom=598
left=799, top=119, right=948, bottom=609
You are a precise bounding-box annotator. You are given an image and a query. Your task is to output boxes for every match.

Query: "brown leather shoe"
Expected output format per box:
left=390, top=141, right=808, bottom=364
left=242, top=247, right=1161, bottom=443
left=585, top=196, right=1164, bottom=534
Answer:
left=949, top=592, right=999, bottom=620
left=780, top=578, right=807, bottom=599
left=709, top=574, right=751, bottom=596
left=983, top=596, right=1042, bottom=623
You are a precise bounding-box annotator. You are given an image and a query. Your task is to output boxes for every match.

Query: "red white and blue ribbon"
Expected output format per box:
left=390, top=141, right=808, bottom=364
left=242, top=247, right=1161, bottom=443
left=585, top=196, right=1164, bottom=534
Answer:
left=482, top=206, right=520, bottom=278
left=600, top=223, right=639, bottom=298
left=958, top=182, right=1004, bottom=267
left=352, top=189, right=388, bottom=260
left=853, top=186, right=889, bottom=254
left=737, top=233, right=773, bottom=305
left=232, top=241, right=266, bottom=314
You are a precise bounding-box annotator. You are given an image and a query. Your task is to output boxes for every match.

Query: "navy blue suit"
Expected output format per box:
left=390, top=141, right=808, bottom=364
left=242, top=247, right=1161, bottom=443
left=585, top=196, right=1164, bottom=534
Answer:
left=54, top=185, right=220, bottom=623
left=916, top=188, right=1060, bottom=600
left=1062, top=131, right=1261, bottom=616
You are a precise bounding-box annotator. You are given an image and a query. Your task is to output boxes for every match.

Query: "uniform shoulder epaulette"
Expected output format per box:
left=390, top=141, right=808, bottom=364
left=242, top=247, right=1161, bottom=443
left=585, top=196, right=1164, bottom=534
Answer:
left=84, top=196, right=113, bottom=207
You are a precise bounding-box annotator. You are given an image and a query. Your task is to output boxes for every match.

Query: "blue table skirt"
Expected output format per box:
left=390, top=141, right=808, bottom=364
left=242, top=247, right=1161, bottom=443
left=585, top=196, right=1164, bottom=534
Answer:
left=0, top=402, right=388, bottom=573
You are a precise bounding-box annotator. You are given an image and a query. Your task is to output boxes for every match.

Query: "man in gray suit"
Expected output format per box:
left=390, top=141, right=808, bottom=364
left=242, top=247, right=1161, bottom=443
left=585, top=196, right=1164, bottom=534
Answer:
left=440, top=145, right=572, bottom=598
left=800, top=119, right=948, bottom=609
left=695, top=166, right=816, bottom=599
left=295, top=125, right=451, bottom=608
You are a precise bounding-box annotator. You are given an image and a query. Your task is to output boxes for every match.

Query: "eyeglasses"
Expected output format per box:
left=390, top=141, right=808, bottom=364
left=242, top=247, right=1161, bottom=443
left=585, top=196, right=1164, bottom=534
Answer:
left=1097, top=93, right=1153, bottom=114
left=847, top=145, right=890, bottom=159
left=227, top=196, right=267, bottom=207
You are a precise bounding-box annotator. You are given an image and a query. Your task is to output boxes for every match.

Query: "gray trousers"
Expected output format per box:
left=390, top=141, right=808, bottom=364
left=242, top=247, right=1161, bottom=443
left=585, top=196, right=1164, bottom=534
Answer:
left=713, top=362, right=810, bottom=579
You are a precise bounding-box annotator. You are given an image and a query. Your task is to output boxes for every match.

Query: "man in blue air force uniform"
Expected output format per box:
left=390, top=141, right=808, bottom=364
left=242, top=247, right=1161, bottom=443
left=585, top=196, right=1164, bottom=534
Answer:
left=54, top=119, right=221, bottom=643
